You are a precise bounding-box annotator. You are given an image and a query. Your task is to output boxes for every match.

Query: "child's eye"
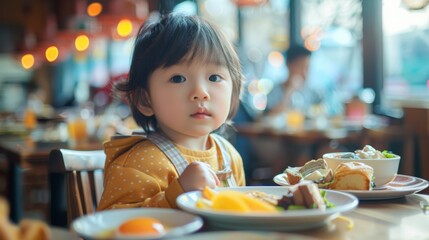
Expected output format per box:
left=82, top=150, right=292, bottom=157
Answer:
left=209, top=74, right=222, bottom=82
left=170, top=75, right=186, bottom=83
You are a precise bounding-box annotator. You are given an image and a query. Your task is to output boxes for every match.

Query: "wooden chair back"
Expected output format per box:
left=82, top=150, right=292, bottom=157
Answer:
left=49, top=149, right=105, bottom=227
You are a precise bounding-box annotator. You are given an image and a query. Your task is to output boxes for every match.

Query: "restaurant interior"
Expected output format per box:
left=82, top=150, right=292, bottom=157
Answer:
left=1, top=0, right=429, bottom=239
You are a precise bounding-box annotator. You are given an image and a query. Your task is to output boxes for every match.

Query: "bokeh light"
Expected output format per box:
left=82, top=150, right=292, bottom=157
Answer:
left=75, top=34, right=90, bottom=51
left=268, top=51, right=285, bottom=68
left=117, top=19, right=133, bottom=37
left=45, top=46, right=59, bottom=62
left=87, top=2, right=103, bottom=17
left=21, top=54, right=35, bottom=69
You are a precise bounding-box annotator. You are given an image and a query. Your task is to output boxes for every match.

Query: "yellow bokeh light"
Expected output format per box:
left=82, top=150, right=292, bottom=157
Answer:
left=75, top=35, right=90, bottom=51
left=87, top=2, right=103, bottom=17
left=117, top=19, right=133, bottom=37
left=21, top=54, right=35, bottom=69
left=45, top=46, right=59, bottom=62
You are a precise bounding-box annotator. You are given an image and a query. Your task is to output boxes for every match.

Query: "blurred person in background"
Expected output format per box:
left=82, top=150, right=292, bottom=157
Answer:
left=264, top=45, right=312, bottom=121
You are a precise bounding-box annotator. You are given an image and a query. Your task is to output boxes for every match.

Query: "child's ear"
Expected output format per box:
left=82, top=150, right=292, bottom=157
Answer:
left=137, top=103, right=154, bottom=116
left=136, top=91, right=154, bottom=116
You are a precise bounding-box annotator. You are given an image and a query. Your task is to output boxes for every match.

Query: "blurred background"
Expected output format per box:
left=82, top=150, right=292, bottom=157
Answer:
left=1, top=0, right=429, bottom=222
left=1, top=0, right=428, bottom=118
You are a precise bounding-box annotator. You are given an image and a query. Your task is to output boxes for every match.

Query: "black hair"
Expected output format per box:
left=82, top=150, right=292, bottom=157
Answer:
left=115, top=13, right=244, bottom=133
left=286, top=45, right=312, bottom=64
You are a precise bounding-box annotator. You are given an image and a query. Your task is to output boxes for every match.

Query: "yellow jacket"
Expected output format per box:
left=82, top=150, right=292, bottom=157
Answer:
left=97, top=134, right=245, bottom=210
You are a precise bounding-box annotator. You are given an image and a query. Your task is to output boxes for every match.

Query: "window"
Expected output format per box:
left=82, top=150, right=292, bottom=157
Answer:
left=383, top=0, right=429, bottom=98
left=301, top=0, right=363, bottom=103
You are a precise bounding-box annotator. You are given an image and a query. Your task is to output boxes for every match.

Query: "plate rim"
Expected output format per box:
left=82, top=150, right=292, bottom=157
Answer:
left=71, top=208, right=204, bottom=239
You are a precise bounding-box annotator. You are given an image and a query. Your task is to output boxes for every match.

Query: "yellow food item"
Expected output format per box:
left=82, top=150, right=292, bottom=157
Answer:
left=336, top=215, right=354, bottom=230
left=195, top=198, right=212, bottom=209
left=212, top=191, right=251, bottom=213
left=202, top=186, right=217, bottom=200
left=240, top=194, right=278, bottom=212
left=204, top=190, right=278, bottom=213
left=118, top=217, right=165, bottom=236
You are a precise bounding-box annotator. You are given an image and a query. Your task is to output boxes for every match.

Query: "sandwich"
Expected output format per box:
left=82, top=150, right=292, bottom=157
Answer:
left=277, top=180, right=327, bottom=210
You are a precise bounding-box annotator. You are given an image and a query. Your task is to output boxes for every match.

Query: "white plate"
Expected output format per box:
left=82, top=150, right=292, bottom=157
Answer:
left=274, top=174, right=429, bottom=200
left=72, top=208, right=203, bottom=239
left=176, top=186, right=358, bottom=231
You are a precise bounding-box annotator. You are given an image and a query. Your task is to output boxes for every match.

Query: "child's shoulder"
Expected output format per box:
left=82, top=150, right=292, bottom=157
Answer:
left=104, top=135, right=158, bottom=154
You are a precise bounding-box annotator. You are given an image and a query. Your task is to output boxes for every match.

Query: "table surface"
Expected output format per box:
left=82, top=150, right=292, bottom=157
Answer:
left=235, top=122, right=363, bottom=143
left=65, top=194, right=428, bottom=240
left=0, top=136, right=103, bottom=164
left=51, top=227, right=79, bottom=240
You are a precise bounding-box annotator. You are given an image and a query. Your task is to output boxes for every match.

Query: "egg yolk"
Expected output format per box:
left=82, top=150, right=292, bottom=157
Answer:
left=118, top=217, right=165, bottom=235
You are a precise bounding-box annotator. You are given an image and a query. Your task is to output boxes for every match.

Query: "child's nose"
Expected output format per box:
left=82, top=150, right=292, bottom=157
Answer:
left=191, top=84, right=209, bottom=101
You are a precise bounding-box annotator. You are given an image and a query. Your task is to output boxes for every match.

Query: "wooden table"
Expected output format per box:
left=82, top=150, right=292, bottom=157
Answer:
left=65, top=193, right=428, bottom=239
left=235, top=123, right=363, bottom=144
left=234, top=123, right=363, bottom=184
left=300, top=194, right=429, bottom=239
left=0, top=136, right=103, bottom=223
left=195, top=194, right=429, bottom=239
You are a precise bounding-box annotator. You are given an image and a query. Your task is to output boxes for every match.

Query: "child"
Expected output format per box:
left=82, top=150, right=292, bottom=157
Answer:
left=97, top=13, right=246, bottom=210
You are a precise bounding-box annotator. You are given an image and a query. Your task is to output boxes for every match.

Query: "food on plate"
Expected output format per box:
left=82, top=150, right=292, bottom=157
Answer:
left=277, top=181, right=329, bottom=210
left=197, top=187, right=278, bottom=213
left=0, top=197, right=50, bottom=240
left=116, top=217, right=166, bottom=238
left=329, top=162, right=374, bottom=190
left=284, top=159, right=334, bottom=187
left=196, top=182, right=334, bottom=213
left=334, top=145, right=397, bottom=159
left=245, top=190, right=280, bottom=206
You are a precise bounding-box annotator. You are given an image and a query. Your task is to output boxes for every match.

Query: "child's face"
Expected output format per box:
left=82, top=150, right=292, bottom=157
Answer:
left=140, top=59, right=233, bottom=139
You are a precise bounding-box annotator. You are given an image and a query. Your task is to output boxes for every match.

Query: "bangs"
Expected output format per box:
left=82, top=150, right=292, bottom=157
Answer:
left=151, top=15, right=228, bottom=68
left=179, top=30, right=228, bottom=66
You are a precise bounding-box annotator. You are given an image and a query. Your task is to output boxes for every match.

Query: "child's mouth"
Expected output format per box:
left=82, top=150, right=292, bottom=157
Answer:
left=191, top=110, right=211, bottom=118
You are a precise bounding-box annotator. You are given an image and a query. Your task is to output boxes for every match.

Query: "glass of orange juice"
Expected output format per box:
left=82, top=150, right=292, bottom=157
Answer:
left=67, top=112, right=87, bottom=146
left=23, top=108, right=37, bottom=130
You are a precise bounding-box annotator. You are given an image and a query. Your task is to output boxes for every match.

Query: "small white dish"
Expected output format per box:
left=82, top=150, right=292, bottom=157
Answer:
left=323, top=152, right=400, bottom=187
left=72, top=208, right=203, bottom=239
left=274, top=174, right=429, bottom=200
left=176, top=186, right=358, bottom=231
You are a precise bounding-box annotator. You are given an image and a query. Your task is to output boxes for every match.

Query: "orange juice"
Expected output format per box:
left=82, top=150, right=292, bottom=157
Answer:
left=23, top=108, right=37, bottom=130
left=67, top=118, right=87, bottom=141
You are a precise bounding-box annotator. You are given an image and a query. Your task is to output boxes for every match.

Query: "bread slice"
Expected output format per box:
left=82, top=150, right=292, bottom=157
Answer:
left=299, top=159, right=328, bottom=176
left=330, top=162, right=374, bottom=190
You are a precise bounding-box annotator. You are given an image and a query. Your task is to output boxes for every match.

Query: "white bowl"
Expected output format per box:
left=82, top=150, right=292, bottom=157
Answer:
left=323, top=152, right=400, bottom=187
